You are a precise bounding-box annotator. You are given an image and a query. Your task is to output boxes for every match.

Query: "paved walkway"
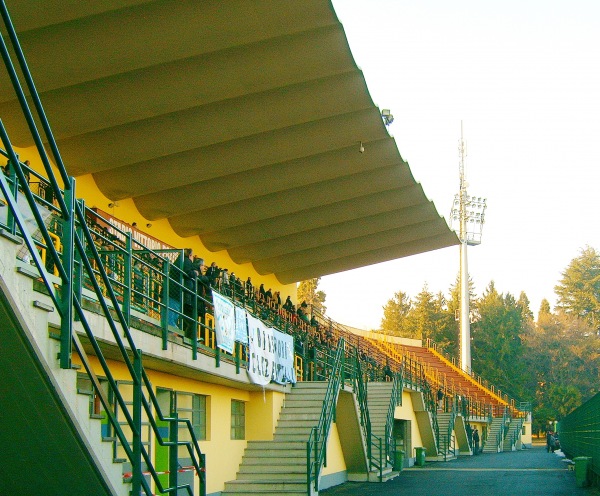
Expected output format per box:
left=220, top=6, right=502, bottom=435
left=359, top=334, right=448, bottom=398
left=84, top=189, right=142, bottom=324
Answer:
left=321, top=444, right=599, bottom=496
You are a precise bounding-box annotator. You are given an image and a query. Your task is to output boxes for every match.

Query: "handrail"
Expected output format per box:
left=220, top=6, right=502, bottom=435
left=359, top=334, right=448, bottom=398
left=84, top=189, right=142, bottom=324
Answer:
left=306, top=338, right=345, bottom=495
left=383, top=373, right=401, bottom=470
left=0, top=6, right=206, bottom=494
left=345, top=345, right=371, bottom=460
left=425, top=338, right=518, bottom=408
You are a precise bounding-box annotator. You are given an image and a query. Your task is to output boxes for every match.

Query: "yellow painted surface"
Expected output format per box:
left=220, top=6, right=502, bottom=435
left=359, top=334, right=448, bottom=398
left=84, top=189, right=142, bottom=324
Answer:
left=246, top=389, right=286, bottom=440
left=15, top=143, right=294, bottom=298
left=72, top=355, right=285, bottom=494
left=321, top=422, right=347, bottom=476
left=76, top=173, right=293, bottom=295
left=395, top=391, right=424, bottom=454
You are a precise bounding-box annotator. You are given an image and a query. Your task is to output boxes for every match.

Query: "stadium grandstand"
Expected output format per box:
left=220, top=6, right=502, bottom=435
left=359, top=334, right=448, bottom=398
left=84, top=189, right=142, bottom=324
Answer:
left=0, top=2, right=553, bottom=496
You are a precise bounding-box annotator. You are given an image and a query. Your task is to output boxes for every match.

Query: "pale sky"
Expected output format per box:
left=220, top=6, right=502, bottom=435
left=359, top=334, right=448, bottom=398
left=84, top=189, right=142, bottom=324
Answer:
left=322, top=0, right=600, bottom=330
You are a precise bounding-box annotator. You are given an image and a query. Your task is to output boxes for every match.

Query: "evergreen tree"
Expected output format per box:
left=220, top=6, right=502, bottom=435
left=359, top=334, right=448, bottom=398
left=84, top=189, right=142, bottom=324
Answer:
left=517, top=291, right=534, bottom=321
left=538, top=299, right=552, bottom=321
left=408, top=285, right=437, bottom=342
left=430, top=291, right=459, bottom=357
left=297, top=278, right=327, bottom=314
left=554, top=246, right=600, bottom=330
left=471, top=282, right=527, bottom=399
left=380, top=291, right=413, bottom=337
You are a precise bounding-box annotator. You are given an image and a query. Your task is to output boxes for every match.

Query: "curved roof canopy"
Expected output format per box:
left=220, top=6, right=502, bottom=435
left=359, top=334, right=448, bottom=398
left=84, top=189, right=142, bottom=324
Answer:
left=0, top=0, right=458, bottom=284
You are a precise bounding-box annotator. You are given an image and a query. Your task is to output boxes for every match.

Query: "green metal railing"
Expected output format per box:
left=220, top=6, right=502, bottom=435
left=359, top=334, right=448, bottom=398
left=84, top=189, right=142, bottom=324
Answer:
left=559, top=392, right=600, bottom=486
left=444, top=403, right=457, bottom=460
left=0, top=4, right=205, bottom=494
left=306, top=339, right=345, bottom=495
left=344, top=345, right=371, bottom=460
left=382, top=373, right=401, bottom=473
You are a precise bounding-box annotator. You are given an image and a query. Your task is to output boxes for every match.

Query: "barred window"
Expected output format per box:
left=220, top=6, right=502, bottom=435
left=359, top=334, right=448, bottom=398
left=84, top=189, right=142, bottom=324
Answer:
left=231, top=400, right=245, bottom=440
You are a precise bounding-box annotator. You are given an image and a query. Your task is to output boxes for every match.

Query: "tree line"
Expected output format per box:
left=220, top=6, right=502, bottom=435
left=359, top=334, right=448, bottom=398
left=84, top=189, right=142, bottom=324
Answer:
left=378, top=246, right=600, bottom=433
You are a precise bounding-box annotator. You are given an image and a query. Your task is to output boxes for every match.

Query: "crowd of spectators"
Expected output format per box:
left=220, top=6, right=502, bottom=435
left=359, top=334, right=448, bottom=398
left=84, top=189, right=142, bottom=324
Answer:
left=2, top=162, right=395, bottom=383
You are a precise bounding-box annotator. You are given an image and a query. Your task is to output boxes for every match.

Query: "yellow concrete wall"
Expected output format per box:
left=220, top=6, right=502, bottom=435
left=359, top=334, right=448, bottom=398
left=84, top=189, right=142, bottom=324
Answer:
left=72, top=355, right=287, bottom=495
left=321, top=422, right=347, bottom=476
left=395, top=390, right=424, bottom=458
left=246, top=389, right=286, bottom=440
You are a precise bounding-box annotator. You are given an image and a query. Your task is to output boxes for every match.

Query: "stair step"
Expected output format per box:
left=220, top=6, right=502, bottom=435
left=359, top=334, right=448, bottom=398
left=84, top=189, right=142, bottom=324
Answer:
left=278, top=412, right=321, bottom=421
left=245, top=441, right=306, bottom=450
left=224, top=480, right=306, bottom=492
left=242, top=455, right=306, bottom=465
left=237, top=469, right=306, bottom=479
left=282, top=400, right=325, bottom=407
left=222, top=489, right=305, bottom=496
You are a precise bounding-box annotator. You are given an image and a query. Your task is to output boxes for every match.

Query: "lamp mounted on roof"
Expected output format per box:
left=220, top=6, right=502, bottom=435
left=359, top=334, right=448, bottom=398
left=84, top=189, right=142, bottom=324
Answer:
left=381, top=108, right=394, bottom=126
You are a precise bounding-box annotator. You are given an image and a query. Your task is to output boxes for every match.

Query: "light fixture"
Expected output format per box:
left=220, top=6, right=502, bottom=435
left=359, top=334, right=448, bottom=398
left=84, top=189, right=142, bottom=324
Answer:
left=146, top=223, right=152, bottom=228
left=132, top=222, right=137, bottom=227
left=108, top=201, right=120, bottom=209
left=381, top=108, right=394, bottom=126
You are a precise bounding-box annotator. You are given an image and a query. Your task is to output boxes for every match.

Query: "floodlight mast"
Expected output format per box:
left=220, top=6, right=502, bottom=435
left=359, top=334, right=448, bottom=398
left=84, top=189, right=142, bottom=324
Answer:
left=450, top=122, right=487, bottom=374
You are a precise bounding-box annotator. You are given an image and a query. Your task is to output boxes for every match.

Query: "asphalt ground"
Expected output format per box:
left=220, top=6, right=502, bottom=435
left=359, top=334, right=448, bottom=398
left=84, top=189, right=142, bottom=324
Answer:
left=321, top=443, right=600, bottom=496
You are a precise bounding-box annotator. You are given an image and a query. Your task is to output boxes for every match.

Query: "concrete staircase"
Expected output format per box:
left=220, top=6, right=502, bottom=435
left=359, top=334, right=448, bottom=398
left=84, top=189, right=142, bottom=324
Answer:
left=435, top=412, right=457, bottom=460
left=366, top=382, right=399, bottom=481
left=0, top=231, right=130, bottom=496
left=483, top=417, right=505, bottom=453
left=222, top=382, right=330, bottom=496
left=503, top=418, right=524, bottom=451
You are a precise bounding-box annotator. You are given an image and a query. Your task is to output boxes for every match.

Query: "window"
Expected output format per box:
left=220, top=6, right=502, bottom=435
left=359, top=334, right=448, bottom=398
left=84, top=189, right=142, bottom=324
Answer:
left=231, top=400, right=245, bottom=440
left=176, top=392, right=207, bottom=441
left=76, top=373, right=106, bottom=417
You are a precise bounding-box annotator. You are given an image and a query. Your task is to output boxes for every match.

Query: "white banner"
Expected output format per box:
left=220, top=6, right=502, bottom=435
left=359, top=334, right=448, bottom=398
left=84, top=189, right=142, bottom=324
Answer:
left=234, top=305, right=248, bottom=344
left=247, top=314, right=296, bottom=386
left=273, top=331, right=296, bottom=385
left=247, top=315, right=273, bottom=386
left=211, top=290, right=235, bottom=354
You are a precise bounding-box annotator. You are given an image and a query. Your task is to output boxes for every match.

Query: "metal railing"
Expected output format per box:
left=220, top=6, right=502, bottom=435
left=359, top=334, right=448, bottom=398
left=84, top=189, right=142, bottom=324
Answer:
left=344, top=344, right=371, bottom=460
left=0, top=4, right=206, bottom=494
left=306, top=339, right=345, bottom=495
left=383, top=373, right=401, bottom=471
left=425, top=338, right=521, bottom=409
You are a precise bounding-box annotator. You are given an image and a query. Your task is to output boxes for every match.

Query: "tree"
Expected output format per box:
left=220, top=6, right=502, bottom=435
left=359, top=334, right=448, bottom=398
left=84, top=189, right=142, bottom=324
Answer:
left=297, top=278, right=327, bottom=314
left=538, top=299, right=552, bottom=321
left=517, top=291, right=534, bottom=322
left=430, top=291, right=459, bottom=358
left=406, top=285, right=458, bottom=354
left=408, top=285, right=437, bottom=342
left=524, top=308, right=599, bottom=424
left=554, top=246, right=600, bottom=330
left=471, top=282, right=528, bottom=399
left=380, top=291, right=413, bottom=338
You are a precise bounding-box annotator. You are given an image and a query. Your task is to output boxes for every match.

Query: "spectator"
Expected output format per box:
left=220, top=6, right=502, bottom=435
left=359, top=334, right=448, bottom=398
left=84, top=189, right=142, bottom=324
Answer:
left=220, top=268, right=230, bottom=295
left=132, top=258, right=145, bottom=306
left=205, top=262, right=219, bottom=287
left=245, top=277, right=253, bottom=299
left=473, top=427, right=480, bottom=455
left=258, top=284, right=266, bottom=303
left=273, top=291, right=281, bottom=309
left=168, top=248, right=198, bottom=337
